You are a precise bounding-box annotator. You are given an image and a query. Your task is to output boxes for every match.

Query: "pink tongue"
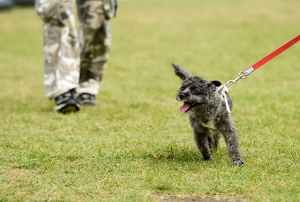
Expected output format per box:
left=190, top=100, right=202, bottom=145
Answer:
left=180, top=103, right=191, bottom=112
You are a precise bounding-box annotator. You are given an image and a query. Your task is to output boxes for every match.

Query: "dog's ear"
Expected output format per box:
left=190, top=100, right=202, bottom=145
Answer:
left=208, top=80, right=222, bottom=87
left=172, top=62, right=192, bottom=80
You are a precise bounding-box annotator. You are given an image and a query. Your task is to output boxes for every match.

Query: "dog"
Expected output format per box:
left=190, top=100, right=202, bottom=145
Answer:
left=172, top=63, right=244, bottom=166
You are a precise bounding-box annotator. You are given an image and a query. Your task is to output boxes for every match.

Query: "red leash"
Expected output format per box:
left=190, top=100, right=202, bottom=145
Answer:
left=225, top=34, right=300, bottom=87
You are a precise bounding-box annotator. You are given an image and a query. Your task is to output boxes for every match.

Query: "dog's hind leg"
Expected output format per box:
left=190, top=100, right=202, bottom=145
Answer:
left=213, top=133, right=221, bottom=150
left=194, top=132, right=212, bottom=161
left=208, top=133, right=221, bottom=154
left=208, top=135, right=214, bottom=153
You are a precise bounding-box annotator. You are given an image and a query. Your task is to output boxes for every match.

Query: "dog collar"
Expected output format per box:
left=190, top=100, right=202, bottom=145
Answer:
left=217, top=86, right=231, bottom=114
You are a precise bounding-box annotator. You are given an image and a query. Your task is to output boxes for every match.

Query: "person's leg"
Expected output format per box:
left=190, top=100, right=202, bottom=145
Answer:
left=76, top=0, right=111, bottom=105
left=35, top=0, right=80, bottom=113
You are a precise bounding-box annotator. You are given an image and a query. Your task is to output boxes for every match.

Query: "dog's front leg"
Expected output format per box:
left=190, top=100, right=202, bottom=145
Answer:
left=194, top=132, right=212, bottom=161
left=221, top=129, right=244, bottom=166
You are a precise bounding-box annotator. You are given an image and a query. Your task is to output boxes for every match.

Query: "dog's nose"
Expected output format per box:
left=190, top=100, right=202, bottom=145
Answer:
left=178, top=93, right=185, bottom=100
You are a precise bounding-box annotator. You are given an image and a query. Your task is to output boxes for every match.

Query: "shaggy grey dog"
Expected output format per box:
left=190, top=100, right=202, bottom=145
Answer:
left=172, top=63, right=243, bottom=166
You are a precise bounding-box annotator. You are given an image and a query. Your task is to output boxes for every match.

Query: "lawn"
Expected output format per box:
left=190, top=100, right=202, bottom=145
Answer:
left=0, top=0, right=299, bottom=201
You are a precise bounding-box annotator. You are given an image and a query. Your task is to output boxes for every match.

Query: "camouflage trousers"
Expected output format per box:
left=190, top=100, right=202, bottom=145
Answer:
left=35, top=0, right=117, bottom=99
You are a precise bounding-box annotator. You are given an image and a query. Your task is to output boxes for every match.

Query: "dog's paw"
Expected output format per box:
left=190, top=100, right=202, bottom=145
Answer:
left=233, top=159, right=244, bottom=166
left=203, top=156, right=211, bottom=161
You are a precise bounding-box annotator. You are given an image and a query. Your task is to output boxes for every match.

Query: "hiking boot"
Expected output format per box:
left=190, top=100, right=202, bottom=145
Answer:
left=77, top=93, right=96, bottom=106
left=54, top=90, right=80, bottom=114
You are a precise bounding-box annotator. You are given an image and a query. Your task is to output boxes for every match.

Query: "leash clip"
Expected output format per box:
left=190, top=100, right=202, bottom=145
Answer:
left=224, top=71, right=247, bottom=88
left=218, top=70, right=248, bottom=113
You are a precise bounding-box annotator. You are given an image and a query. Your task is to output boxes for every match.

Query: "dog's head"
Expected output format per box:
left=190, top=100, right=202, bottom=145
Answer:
left=172, top=63, right=222, bottom=113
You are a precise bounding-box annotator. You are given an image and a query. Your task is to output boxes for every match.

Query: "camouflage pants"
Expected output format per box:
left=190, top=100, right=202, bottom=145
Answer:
left=35, top=0, right=116, bottom=98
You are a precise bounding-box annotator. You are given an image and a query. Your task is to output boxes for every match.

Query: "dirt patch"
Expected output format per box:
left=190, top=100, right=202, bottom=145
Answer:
left=147, top=192, right=247, bottom=202
left=9, top=168, right=32, bottom=181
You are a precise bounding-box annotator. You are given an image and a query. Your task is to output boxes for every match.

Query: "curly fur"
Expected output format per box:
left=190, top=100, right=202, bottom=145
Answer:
left=172, top=63, right=244, bottom=166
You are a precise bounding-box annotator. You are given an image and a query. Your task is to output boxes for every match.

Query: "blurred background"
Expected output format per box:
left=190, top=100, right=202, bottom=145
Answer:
left=0, top=0, right=34, bottom=9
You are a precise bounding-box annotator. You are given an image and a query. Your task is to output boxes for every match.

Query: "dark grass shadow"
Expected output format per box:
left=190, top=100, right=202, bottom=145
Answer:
left=141, top=143, right=202, bottom=163
left=139, top=142, right=233, bottom=167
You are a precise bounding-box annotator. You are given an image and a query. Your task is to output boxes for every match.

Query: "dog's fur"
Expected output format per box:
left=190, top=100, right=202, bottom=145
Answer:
left=172, top=63, right=243, bottom=166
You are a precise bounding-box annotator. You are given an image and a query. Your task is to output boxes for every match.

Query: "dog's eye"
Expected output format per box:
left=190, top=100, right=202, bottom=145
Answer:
left=191, top=87, right=198, bottom=93
left=180, top=86, right=185, bottom=91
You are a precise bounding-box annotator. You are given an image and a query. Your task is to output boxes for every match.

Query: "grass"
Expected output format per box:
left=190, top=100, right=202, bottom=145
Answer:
left=0, top=0, right=300, bottom=201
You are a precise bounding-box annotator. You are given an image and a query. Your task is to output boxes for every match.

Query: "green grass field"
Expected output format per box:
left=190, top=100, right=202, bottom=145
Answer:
left=0, top=0, right=300, bottom=201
